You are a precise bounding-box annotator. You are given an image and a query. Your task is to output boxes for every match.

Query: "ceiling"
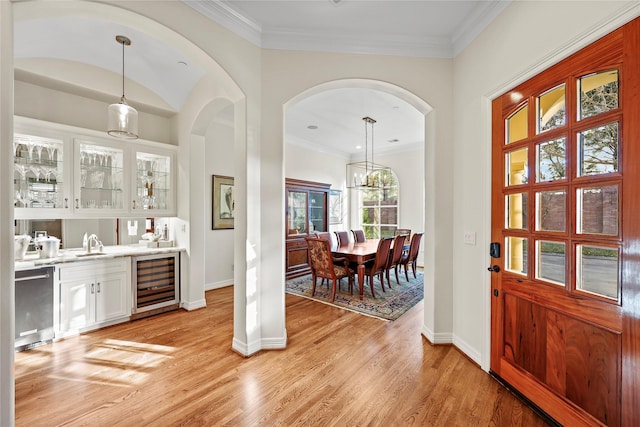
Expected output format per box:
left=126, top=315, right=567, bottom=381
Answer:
left=13, top=1, right=509, bottom=156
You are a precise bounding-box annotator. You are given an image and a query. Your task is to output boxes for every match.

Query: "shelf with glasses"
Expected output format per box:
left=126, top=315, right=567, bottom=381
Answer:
left=13, top=132, right=68, bottom=212
left=133, top=149, right=174, bottom=212
left=14, top=116, right=177, bottom=218
left=76, top=141, right=126, bottom=212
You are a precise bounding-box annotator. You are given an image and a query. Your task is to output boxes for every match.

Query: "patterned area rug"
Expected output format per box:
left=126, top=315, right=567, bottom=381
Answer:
left=285, top=271, right=423, bottom=321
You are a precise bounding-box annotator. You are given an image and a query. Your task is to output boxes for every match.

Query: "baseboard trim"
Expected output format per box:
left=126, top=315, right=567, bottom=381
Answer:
left=181, top=298, right=206, bottom=311
left=205, top=279, right=233, bottom=291
left=421, top=326, right=453, bottom=344
left=452, top=333, right=482, bottom=366
left=231, top=332, right=288, bottom=356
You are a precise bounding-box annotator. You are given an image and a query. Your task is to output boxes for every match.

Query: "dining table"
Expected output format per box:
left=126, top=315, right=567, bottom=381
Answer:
left=330, top=238, right=383, bottom=300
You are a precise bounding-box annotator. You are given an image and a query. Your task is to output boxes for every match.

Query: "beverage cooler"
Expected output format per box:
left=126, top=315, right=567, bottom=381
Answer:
left=131, top=253, right=180, bottom=320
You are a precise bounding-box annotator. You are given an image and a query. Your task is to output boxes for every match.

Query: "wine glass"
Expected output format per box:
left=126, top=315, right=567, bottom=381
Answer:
left=46, top=143, right=57, bottom=164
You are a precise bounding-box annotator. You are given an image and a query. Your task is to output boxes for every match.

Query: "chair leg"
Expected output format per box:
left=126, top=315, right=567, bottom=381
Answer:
left=311, top=274, right=317, bottom=296
left=394, top=265, right=401, bottom=284
left=379, top=271, right=386, bottom=292
left=369, top=274, right=376, bottom=298
left=412, top=262, right=417, bottom=278
left=403, top=263, right=409, bottom=281
left=330, top=279, right=337, bottom=302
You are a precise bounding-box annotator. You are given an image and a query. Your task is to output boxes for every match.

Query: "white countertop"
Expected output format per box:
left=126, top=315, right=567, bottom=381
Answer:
left=15, top=244, right=184, bottom=270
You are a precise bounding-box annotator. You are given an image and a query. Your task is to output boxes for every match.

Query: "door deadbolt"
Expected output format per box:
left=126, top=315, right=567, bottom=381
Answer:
left=487, top=265, right=500, bottom=273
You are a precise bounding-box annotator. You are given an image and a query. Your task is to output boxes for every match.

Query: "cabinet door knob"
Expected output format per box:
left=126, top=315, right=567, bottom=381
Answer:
left=97, top=282, right=101, bottom=293
left=64, top=198, right=69, bottom=209
left=132, top=200, right=136, bottom=209
left=91, top=283, right=95, bottom=294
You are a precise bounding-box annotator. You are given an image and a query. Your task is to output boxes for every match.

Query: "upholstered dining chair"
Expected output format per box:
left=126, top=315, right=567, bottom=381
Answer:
left=400, top=232, right=423, bottom=281
left=334, top=230, right=350, bottom=246
left=362, top=237, right=393, bottom=298
left=351, top=229, right=366, bottom=243
left=394, top=228, right=411, bottom=238
left=305, top=237, right=354, bottom=302
left=386, top=233, right=408, bottom=286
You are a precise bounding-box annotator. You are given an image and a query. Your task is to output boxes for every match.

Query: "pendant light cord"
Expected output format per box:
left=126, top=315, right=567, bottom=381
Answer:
left=121, top=39, right=125, bottom=100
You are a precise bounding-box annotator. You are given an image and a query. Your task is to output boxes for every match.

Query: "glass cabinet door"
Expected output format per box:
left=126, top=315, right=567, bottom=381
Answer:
left=133, top=149, right=173, bottom=212
left=75, top=139, right=125, bottom=212
left=288, top=190, right=308, bottom=236
left=14, top=133, right=69, bottom=215
left=309, top=191, right=326, bottom=232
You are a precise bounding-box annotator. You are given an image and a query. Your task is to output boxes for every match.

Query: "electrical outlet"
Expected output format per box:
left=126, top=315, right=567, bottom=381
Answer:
left=463, top=231, right=476, bottom=245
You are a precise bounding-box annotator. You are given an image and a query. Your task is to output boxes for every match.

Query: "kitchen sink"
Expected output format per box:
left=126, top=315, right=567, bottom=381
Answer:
left=73, top=252, right=108, bottom=257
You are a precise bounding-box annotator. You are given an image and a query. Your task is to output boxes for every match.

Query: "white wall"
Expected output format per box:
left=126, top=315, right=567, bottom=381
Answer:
left=451, top=1, right=640, bottom=367
left=205, top=114, right=234, bottom=290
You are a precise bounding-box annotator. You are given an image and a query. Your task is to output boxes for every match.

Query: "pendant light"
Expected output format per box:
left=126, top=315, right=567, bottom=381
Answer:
left=346, top=116, right=391, bottom=189
left=107, top=35, right=138, bottom=139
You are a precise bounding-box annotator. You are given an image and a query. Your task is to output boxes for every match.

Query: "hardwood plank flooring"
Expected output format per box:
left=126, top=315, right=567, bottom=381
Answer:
left=15, top=286, right=548, bottom=426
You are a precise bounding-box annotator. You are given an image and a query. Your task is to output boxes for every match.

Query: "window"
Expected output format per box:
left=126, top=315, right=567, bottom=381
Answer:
left=359, top=169, right=399, bottom=239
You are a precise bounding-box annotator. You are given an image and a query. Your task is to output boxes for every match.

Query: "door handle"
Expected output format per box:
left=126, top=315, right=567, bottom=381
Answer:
left=487, top=265, right=500, bottom=273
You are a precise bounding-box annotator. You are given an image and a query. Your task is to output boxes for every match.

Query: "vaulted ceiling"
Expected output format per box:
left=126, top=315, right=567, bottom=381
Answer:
left=13, top=1, right=509, bottom=155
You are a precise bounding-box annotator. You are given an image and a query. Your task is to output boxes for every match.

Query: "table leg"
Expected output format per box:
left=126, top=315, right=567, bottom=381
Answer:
left=357, top=262, right=365, bottom=300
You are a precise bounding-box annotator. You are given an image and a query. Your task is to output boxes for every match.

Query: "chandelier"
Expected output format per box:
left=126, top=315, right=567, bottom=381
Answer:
left=346, top=116, right=392, bottom=189
left=107, top=35, right=139, bottom=139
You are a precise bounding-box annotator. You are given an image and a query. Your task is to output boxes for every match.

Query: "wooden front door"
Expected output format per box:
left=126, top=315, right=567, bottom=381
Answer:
left=490, top=18, right=640, bottom=426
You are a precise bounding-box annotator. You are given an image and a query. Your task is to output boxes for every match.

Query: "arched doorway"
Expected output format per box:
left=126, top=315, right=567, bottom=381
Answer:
left=283, top=78, right=435, bottom=334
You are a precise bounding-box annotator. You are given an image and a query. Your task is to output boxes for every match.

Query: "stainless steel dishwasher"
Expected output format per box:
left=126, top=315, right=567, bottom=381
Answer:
left=15, top=266, right=55, bottom=351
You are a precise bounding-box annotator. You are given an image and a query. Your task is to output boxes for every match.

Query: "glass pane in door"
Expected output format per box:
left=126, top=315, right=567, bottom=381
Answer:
left=14, top=134, right=65, bottom=209
left=578, top=122, right=619, bottom=177
left=78, top=142, right=124, bottom=210
left=288, top=191, right=307, bottom=235
left=576, top=245, right=619, bottom=299
left=536, top=189, right=566, bottom=232
left=577, top=185, right=618, bottom=235
left=537, top=84, right=566, bottom=132
left=536, top=137, right=566, bottom=182
left=506, top=192, right=528, bottom=229
left=505, top=236, right=528, bottom=276
left=136, top=152, right=171, bottom=210
left=579, top=70, right=619, bottom=120
left=536, top=240, right=566, bottom=285
left=506, top=104, right=528, bottom=144
left=505, top=148, right=529, bottom=185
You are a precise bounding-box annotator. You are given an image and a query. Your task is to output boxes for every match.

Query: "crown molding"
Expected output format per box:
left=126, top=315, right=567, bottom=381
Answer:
left=452, top=0, right=512, bottom=57
left=183, top=0, right=262, bottom=46
left=183, top=0, right=509, bottom=59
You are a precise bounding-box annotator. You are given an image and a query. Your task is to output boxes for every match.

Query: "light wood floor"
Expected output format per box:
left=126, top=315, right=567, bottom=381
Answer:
left=15, top=286, right=548, bottom=426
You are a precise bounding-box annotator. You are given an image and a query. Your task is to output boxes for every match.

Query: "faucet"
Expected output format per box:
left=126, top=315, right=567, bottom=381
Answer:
left=83, top=233, right=103, bottom=253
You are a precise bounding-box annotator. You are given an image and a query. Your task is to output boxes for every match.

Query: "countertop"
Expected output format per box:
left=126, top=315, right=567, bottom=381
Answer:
left=15, top=244, right=184, bottom=271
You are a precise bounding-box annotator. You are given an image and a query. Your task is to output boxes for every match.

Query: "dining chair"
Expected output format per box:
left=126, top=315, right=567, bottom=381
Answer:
left=386, top=233, right=408, bottom=286
left=351, top=229, right=366, bottom=243
left=362, top=237, right=393, bottom=298
left=334, top=230, right=350, bottom=246
left=399, top=232, right=423, bottom=281
left=394, top=228, right=411, bottom=256
left=305, top=237, right=354, bottom=302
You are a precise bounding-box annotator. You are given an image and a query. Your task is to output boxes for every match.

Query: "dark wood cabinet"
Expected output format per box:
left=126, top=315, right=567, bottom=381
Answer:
left=285, top=178, right=330, bottom=278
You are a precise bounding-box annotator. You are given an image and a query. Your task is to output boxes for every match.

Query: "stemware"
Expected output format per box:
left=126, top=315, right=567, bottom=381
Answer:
left=46, top=143, right=57, bottom=164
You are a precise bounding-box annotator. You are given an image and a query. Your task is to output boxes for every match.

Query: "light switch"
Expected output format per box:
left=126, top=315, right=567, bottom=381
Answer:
left=464, top=231, right=476, bottom=245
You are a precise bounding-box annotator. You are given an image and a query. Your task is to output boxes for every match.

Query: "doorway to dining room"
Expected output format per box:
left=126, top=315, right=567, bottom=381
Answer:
left=283, top=78, right=433, bottom=326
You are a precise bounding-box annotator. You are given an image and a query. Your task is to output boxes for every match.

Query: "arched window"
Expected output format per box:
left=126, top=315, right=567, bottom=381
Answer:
left=359, top=168, right=399, bottom=238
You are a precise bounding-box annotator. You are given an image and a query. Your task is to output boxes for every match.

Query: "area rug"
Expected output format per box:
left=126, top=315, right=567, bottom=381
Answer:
left=285, top=271, right=423, bottom=321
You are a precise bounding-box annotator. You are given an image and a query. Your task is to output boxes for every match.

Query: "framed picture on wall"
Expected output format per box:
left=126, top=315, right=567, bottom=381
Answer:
left=329, top=189, right=342, bottom=224
left=212, top=175, right=234, bottom=230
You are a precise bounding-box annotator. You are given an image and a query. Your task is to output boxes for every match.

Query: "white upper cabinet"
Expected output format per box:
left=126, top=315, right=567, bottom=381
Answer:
left=14, top=116, right=177, bottom=219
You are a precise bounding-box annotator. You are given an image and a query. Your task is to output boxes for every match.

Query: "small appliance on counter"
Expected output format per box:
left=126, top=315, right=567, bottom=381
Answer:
left=14, top=235, right=31, bottom=260
left=34, top=235, right=61, bottom=259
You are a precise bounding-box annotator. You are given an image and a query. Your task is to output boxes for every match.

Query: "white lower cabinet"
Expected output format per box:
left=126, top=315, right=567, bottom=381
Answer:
left=56, top=258, right=130, bottom=337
